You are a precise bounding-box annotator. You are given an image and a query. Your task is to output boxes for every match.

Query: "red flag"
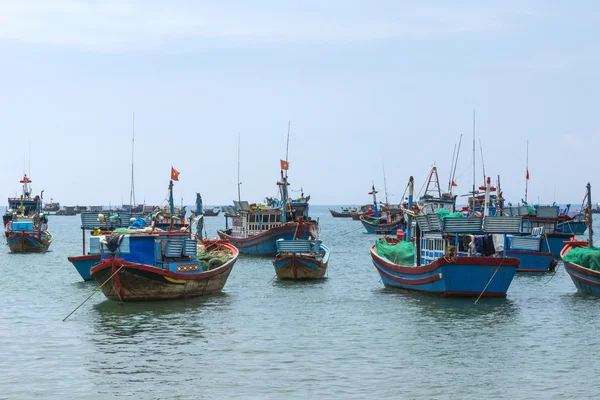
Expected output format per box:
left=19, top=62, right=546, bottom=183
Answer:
left=280, top=159, right=289, bottom=171
left=451, top=181, right=458, bottom=187
left=171, top=167, right=180, bottom=181
left=526, top=169, right=529, bottom=180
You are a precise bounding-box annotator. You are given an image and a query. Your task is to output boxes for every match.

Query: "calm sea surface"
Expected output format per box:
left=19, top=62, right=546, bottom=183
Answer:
left=1, top=206, right=600, bottom=399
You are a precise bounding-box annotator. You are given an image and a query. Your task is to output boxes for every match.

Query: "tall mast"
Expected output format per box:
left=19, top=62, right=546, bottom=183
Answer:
left=237, top=132, right=241, bottom=202
left=471, top=109, right=476, bottom=216
left=406, top=176, right=414, bottom=242
left=525, top=140, right=529, bottom=203
left=129, top=112, right=136, bottom=208
left=285, top=121, right=290, bottom=179
left=450, top=134, right=463, bottom=196
left=369, top=182, right=379, bottom=217
left=447, top=143, right=457, bottom=193
left=587, top=182, right=594, bottom=247
left=479, top=139, right=486, bottom=184
left=382, top=161, right=389, bottom=205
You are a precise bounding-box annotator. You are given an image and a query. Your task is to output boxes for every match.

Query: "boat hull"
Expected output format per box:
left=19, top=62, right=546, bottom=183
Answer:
left=370, top=245, right=519, bottom=297
left=217, top=223, right=315, bottom=256
left=7, top=231, right=52, bottom=253
left=90, top=243, right=239, bottom=301
left=505, top=250, right=556, bottom=272
left=561, top=239, right=600, bottom=296
left=67, top=254, right=101, bottom=281
left=329, top=209, right=352, bottom=218
left=273, top=253, right=328, bottom=280
left=360, top=217, right=401, bottom=234
left=559, top=221, right=588, bottom=235
left=541, top=234, right=574, bottom=258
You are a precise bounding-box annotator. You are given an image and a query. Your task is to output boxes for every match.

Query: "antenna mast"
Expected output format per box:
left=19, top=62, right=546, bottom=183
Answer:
left=129, top=112, right=136, bottom=208
left=450, top=134, right=463, bottom=195
left=479, top=139, right=486, bottom=184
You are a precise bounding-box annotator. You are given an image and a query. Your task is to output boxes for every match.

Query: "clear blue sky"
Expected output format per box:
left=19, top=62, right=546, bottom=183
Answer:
left=1, top=1, right=598, bottom=207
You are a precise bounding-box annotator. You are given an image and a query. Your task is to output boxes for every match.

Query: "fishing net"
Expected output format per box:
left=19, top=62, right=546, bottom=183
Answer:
left=563, top=246, right=600, bottom=271
left=197, top=249, right=232, bottom=270
left=436, top=209, right=465, bottom=219
left=375, top=238, right=414, bottom=266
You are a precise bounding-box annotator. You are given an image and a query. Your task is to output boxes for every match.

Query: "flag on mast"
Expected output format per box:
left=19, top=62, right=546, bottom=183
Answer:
left=526, top=168, right=529, bottom=180
left=451, top=181, right=458, bottom=187
left=280, top=159, right=289, bottom=171
left=171, top=167, right=180, bottom=181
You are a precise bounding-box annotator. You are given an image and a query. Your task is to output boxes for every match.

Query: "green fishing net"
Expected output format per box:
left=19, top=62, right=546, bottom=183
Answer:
left=563, top=246, right=600, bottom=271
left=375, top=239, right=415, bottom=266
left=436, top=209, right=465, bottom=219
left=197, top=250, right=232, bottom=270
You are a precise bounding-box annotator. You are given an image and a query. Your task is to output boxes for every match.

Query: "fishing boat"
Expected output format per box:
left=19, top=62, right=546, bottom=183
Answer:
left=67, top=210, right=149, bottom=281
left=350, top=205, right=374, bottom=220
left=505, top=228, right=556, bottom=272
left=370, top=176, right=521, bottom=297
left=217, top=142, right=319, bottom=255
left=560, top=183, right=600, bottom=295
left=359, top=184, right=404, bottom=234
left=4, top=174, right=53, bottom=253
left=90, top=177, right=239, bottom=301
left=329, top=207, right=355, bottom=218
left=272, top=238, right=329, bottom=280
left=558, top=211, right=588, bottom=235
left=203, top=207, right=221, bottom=217
left=42, top=199, right=60, bottom=213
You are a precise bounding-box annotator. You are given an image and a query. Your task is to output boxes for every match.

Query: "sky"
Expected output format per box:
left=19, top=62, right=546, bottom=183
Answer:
left=1, top=0, right=599, bottom=208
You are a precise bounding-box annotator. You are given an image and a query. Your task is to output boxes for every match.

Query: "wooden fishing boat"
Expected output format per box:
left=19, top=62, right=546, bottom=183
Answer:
left=350, top=205, right=373, bottom=220
left=329, top=207, right=354, bottom=218
left=359, top=184, right=404, bottom=234
left=561, top=183, right=600, bottom=295
left=217, top=158, right=318, bottom=256
left=90, top=179, right=239, bottom=301
left=273, top=239, right=329, bottom=280
left=558, top=211, right=588, bottom=235
left=370, top=177, right=521, bottom=297
left=203, top=207, right=221, bottom=217
left=4, top=174, right=53, bottom=253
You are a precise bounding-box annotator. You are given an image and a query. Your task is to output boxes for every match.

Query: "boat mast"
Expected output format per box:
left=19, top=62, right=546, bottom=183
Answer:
left=447, top=143, right=457, bottom=193
left=525, top=140, right=529, bottom=204
left=382, top=161, right=389, bottom=205
left=129, top=112, right=136, bottom=209
left=369, top=182, right=379, bottom=217
left=196, top=193, right=203, bottom=237
left=471, top=109, right=476, bottom=216
left=479, top=139, right=486, bottom=185
left=587, top=182, right=594, bottom=247
left=450, top=134, right=463, bottom=196
left=169, top=180, right=174, bottom=216
left=237, top=132, right=241, bottom=202
left=406, top=176, right=414, bottom=242
left=279, top=122, right=291, bottom=223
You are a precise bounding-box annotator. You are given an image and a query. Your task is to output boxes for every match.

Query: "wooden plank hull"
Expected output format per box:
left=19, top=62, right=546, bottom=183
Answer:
left=67, top=254, right=100, bottom=281
left=370, top=245, right=519, bottom=297
left=7, top=231, right=52, bottom=253
left=90, top=243, right=239, bottom=301
left=329, top=209, right=352, bottom=218
left=217, top=223, right=315, bottom=256
left=273, top=253, right=328, bottom=280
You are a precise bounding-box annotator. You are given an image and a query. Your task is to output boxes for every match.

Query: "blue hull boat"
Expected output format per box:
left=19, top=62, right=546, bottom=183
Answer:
left=272, top=239, right=329, bottom=280
left=67, top=254, right=100, bottom=281
left=541, top=234, right=574, bottom=258
left=359, top=217, right=402, bottom=234
left=218, top=223, right=316, bottom=256
left=505, top=250, right=555, bottom=272
left=371, top=245, right=519, bottom=297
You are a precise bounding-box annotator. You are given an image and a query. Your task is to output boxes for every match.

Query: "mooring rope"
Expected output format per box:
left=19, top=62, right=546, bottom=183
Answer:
left=474, top=256, right=506, bottom=305
left=63, top=262, right=125, bottom=322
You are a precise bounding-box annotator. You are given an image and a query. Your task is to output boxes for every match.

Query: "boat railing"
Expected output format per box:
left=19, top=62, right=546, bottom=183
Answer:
left=416, top=215, right=522, bottom=235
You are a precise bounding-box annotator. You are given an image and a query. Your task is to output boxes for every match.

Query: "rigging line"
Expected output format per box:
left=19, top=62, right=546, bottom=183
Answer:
left=479, top=138, right=486, bottom=182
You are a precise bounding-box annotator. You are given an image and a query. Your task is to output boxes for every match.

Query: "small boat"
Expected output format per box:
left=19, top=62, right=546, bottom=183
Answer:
left=4, top=174, right=53, bottom=253
left=90, top=179, right=239, bottom=301
left=272, top=238, right=329, bottom=280
left=370, top=177, right=521, bottom=297
left=558, top=211, right=588, bottom=235
left=42, top=199, right=60, bottom=213
left=505, top=230, right=556, bottom=272
left=217, top=158, right=318, bottom=256
left=329, top=207, right=355, bottom=218
left=350, top=205, right=373, bottom=220
left=203, top=207, right=221, bottom=217
left=561, top=183, right=600, bottom=295
left=359, top=184, right=404, bottom=234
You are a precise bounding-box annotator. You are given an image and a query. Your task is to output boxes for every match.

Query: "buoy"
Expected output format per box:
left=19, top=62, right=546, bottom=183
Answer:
left=396, top=229, right=404, bottom=240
